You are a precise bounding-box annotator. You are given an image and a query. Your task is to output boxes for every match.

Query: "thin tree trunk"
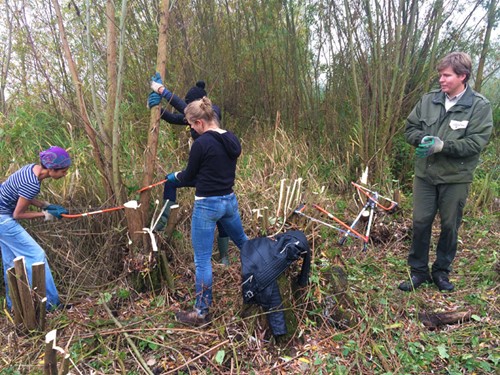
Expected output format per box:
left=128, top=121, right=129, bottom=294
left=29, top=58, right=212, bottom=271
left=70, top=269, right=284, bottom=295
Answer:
left=112, top=0, right=129, bottom=202
left=50, top=0, right=113, bottom=197
left=475, top=0, right=496, bottom=92
left=0, top=0, right=12, bottom=114
left=138, top=0, right=170, bottom=237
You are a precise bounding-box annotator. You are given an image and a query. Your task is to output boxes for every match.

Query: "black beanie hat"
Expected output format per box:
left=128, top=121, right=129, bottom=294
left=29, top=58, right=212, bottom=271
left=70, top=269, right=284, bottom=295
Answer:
left=185, top=81, right=207, bottom=104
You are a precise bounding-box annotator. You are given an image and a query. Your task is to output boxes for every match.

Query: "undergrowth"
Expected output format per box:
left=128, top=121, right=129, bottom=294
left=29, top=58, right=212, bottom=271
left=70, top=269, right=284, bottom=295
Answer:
left=0, top=119, right=498, bottom=374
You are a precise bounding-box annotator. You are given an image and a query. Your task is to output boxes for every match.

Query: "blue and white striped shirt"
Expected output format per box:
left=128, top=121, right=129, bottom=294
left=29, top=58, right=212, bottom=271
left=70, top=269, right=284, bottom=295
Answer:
left=0, top=164, right=41, bottom=215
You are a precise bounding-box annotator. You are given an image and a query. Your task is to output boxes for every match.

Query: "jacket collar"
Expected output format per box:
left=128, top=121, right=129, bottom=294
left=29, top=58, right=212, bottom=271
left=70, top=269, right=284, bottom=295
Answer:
left=432, top=85, right=474, bottom=110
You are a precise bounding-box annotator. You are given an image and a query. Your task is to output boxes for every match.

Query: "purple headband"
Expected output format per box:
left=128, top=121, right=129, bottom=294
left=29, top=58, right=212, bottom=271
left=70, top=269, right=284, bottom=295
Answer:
left=39, top=146, right=71, bottom=169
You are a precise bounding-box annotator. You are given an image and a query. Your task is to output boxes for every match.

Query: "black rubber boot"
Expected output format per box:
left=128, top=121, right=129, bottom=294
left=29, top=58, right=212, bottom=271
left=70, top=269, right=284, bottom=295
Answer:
left=218, top=236, right=230, bottom=266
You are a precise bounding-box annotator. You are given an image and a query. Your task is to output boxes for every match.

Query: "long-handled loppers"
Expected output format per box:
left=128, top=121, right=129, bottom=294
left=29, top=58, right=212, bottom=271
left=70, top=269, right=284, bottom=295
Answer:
left=61, top=200, right=140, bottom=218
left=294, top=204, right=368, bottom=242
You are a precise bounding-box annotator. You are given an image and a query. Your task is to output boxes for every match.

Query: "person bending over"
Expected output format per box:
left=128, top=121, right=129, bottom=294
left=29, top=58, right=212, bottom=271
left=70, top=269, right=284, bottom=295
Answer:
left=0, top=146, right=71, bottom=310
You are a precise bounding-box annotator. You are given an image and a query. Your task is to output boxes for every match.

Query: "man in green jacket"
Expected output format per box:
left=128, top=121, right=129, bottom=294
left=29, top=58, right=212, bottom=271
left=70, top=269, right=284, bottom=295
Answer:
left=399, top=52, right=493, bottom=292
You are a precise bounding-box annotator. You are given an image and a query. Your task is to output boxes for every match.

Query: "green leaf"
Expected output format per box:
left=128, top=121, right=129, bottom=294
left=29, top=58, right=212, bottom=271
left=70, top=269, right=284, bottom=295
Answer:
left=471, top=314, right=481, bottom=321
left=215, top=350, right=225, bottom=365
left=437, top=345, right=449, bottom=359
left=98, top=292, right=112, bottom=304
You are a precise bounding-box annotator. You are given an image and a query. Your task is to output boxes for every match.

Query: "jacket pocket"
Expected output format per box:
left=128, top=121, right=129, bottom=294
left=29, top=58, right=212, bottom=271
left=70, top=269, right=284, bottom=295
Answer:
left=421, top=116, right=439, bottom=130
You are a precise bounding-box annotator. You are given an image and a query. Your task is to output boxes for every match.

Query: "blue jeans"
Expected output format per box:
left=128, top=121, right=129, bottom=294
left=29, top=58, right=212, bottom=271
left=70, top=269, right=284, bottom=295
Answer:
left=163, top=178, right=228, bottom=237
left=191, top=193, right=248, bottom=314
left=0, top=215, right=60, bottom=310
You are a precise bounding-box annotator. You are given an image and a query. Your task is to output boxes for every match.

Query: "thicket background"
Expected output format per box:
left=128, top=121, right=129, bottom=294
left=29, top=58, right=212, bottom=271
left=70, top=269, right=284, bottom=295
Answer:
left=0, top=0, right=498, bottom=374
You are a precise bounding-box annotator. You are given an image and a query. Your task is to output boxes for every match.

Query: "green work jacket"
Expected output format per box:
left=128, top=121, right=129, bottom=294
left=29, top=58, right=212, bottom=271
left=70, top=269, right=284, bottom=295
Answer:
left=405, top=86, right=493, bottom=185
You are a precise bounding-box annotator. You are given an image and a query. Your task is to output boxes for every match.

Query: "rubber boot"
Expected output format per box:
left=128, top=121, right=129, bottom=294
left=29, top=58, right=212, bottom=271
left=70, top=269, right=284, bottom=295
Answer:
left=154, top=200, right=175, bottom=232
left=218, top=236, right=230, bottom=266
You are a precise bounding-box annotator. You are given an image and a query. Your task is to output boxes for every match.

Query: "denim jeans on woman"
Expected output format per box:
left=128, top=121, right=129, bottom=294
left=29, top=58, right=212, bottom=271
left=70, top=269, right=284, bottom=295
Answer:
left=191, top=193, right=247, bottom=315
left=164, top=179, right=228, bottom=237
left=0, top=214, right=60, bottom=310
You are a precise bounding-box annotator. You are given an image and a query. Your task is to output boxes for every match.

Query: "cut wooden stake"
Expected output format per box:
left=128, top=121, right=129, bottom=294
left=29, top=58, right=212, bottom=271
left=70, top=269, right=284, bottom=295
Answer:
left=13, top=257, right=37, bottom=331
left=261, top=207, right=269, bottom=235
left=39, top=298, right=47, bottom=332
left=288, top=179, right=298, bottom=211
left=44, top=329, right=69, bottom=375
left=164, top=204, right=179, bottom=238
left=32, top=262, right=46, bottom=329
left=32, top=262, right=46, bottom=299
left=276, top=179, right=286, bottom=218
left=44, top=330, right=58, bottom=374
left=59, top=353, right=70, bottom=375
left=283, top=185, right=291, bottom=220
left=6, top=267, right=23, bottom=326
left=295, top=178, right=303, bottom=208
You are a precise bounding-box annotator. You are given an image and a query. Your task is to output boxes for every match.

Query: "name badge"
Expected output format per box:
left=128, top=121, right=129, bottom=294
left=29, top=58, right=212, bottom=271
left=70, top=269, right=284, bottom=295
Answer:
left=449, top=120, right=468, bottom=130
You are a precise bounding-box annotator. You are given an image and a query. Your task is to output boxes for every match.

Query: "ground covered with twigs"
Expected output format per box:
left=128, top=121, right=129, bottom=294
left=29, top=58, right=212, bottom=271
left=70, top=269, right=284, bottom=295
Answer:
left=0, top=201, right=498, bottom=374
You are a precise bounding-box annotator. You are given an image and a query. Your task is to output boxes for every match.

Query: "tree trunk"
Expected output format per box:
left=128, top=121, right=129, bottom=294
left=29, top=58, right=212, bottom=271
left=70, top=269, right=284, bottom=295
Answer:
left=50, top=0, right=114, bottom=197
left=139, top=0, right=170, bottom=233
left=0, top=0, right=12, bottom=115
left=129, top=0, right=172, bottom=292
left=475, top=0, right=497, bottom=92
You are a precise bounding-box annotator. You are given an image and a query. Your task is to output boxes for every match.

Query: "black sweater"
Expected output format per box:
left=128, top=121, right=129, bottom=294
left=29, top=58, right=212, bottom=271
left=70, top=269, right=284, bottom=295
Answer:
left=177, top=130, right=242, bottom=197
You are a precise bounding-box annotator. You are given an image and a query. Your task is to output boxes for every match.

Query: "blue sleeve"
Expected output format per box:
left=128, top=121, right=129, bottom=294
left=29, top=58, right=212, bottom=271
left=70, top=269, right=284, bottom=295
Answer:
left=159, top=91, right=189, bottom=126
left=160, top=108, right=187, bottom=125
left=167, top=92, right=188, bottom=113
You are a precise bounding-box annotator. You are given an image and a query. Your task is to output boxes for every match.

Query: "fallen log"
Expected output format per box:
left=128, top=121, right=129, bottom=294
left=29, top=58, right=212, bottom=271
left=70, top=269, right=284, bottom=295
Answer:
left=418, top=310, right=472, bottom=329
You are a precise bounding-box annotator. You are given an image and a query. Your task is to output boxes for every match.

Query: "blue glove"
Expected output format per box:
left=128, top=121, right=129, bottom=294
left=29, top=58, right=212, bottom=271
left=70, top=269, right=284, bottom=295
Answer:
left=416, top=136, right=444, bottom=158
left=147, top=92, right=161, bottom=109
left=166, top=172, right=179, bottom=183
left=152, top=72, right=162, bottom=84
left=45, top=204, right=68, bottom=219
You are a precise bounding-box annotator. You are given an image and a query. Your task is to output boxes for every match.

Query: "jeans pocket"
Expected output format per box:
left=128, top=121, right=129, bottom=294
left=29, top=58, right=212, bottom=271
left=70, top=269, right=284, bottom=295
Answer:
left=194, top=198, right=221, bottom=222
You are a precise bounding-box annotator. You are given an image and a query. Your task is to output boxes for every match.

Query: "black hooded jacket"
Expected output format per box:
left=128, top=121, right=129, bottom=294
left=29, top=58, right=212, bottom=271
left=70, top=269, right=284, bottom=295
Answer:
left=176, top=130, right=241, bottom=197
left=240, top=230, right=311, bottom=336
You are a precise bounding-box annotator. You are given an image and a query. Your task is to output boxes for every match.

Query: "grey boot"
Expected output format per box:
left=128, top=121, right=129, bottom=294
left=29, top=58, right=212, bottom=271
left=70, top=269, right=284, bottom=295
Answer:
left=218, top=236, right=230, bottom=266
left=154, top=200, right=175, bottom=232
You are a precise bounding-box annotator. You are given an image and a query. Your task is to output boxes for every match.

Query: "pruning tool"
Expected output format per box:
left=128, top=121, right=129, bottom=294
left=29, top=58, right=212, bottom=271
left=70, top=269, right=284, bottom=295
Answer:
left=61, top=200, right=140, bottom=218
left=293, top=204, right=368, bottom=242
left=338, top=182, right=399, bottom=250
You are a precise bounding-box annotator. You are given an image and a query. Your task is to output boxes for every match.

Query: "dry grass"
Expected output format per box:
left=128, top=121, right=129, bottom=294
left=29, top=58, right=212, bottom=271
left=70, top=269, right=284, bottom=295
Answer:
left=0, top=126, right=498, bottom=374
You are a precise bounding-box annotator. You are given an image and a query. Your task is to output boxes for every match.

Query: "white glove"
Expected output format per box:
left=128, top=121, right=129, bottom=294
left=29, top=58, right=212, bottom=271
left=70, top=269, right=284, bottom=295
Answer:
left=43, top=210, right=55, bottom=221
left=150, top=81, right=164, bottom=94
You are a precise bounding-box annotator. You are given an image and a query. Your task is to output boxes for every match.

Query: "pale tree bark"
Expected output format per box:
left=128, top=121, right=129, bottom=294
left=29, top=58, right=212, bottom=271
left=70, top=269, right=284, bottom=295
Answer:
left=475, top=0, right=497, bottom=92
left=86, top=0, right=105, bottom=141
left=136, top=0, right=170, bottom=240
left=50, top=0, right=113, bottom=197
left=110, top=0, right=128, bottom=201
left=0, top=0, right=12, bottom=114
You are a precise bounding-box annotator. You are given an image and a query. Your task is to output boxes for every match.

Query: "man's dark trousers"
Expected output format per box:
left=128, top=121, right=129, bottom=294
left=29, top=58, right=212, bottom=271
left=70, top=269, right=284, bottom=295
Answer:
left=409, top=176, right=469, bottom=277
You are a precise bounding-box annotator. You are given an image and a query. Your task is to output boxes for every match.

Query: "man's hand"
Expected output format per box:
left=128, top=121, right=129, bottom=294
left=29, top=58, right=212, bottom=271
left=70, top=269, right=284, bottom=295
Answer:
left=45, top=204, right=69, bottom=219
left=416, top=136, right=444, bottom=158
left=147, top=92, right=162, bottom=109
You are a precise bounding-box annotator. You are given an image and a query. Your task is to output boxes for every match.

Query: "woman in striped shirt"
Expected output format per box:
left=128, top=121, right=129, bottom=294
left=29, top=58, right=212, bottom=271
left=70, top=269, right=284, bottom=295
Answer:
left=0, top=146, right=70, bottom=310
